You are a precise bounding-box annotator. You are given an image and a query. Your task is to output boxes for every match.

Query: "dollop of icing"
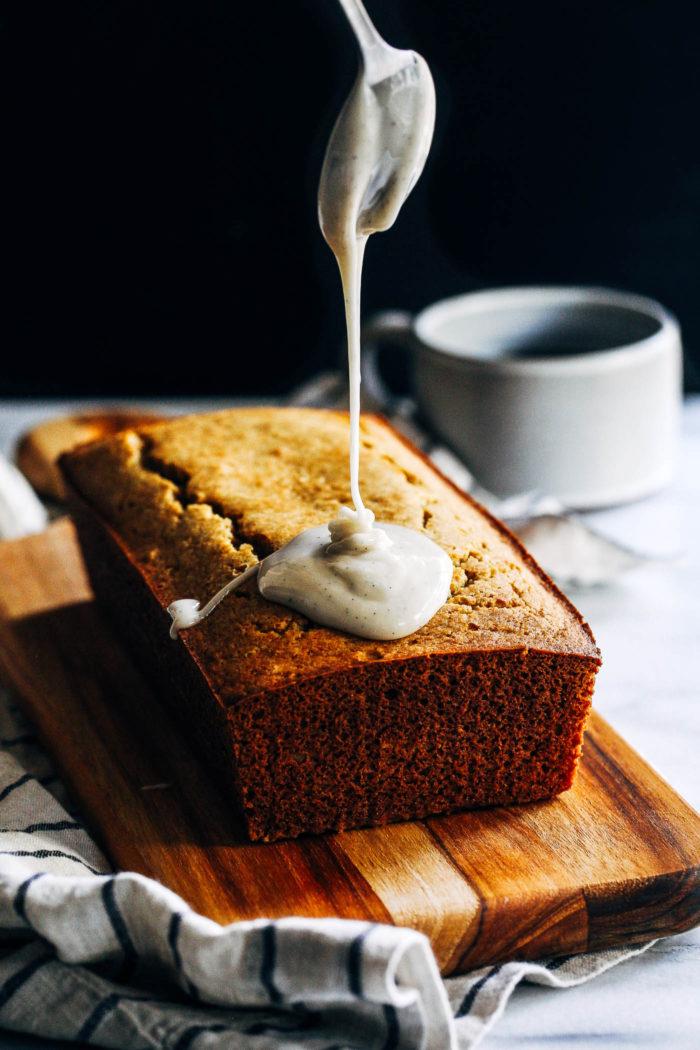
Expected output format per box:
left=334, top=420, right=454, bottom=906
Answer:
left=256, top=507, right=452, bottom=641
left=167, top=507, right=453, bottom=643
left=326, top=505, right=390, bottom=553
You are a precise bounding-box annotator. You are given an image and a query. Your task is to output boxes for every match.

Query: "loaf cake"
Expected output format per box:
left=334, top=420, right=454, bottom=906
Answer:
left=61, top=407, right=600, bottom=841
left=17, top=411, right=163, bottom=502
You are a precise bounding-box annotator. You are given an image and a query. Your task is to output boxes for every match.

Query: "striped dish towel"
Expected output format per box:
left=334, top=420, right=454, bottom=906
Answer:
left=0, top=689, right=651, bottom=1049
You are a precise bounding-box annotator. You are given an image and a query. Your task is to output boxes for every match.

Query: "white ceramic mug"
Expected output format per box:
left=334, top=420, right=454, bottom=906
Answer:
left=362, top=286, right=682, bottom=508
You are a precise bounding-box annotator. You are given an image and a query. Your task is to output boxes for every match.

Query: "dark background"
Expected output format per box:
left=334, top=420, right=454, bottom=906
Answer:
left=3, top=1, right=699, bottom=396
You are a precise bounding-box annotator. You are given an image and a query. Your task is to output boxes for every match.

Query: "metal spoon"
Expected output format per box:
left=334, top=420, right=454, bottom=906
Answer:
left=337, top=0, right=426, bottom=84
left=324, top=0, right=436, bottom=239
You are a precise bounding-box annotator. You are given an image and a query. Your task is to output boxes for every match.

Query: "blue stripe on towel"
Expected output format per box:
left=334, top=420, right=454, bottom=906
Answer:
left=168, top=911, right=200, bottom=1001
left=0, top=849, right=102, bottom=875
left=0, top=774, right=33, bottom=802
left=173, top=1023, right=231, bottom=1049
left=0, top=953, right=52, bottom=1010
left=102, top=879, right=138, bottom=982
left=76, top=992, right=151, bottom=1042
left=382, top=1003, right=400, bottom=1050
left=15, top=819, right=82, bottom=834
left=347, top=924, right=376, bottom=998
left=260, top=922, right=283, bottom=1004
left=13, top=872, right=44, bottom=922
left=455, top=965, right=502, bottom=1017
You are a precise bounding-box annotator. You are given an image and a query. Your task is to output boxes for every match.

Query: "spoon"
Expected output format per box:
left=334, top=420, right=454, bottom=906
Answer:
left=337, top=0, right=429, bottom=85
left=320, top=0, right=436, bottom=248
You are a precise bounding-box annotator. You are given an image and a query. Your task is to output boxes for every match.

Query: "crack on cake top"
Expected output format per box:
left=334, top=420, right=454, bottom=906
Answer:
left=139, top=434, right=275, bottom=561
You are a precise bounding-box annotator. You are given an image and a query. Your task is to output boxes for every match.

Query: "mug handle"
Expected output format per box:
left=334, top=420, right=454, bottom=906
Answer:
left=360, top=310, right=414, bottom=409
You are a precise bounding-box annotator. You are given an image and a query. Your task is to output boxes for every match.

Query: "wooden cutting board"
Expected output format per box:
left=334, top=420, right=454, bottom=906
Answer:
left=0, top=519, right=699, bottom=975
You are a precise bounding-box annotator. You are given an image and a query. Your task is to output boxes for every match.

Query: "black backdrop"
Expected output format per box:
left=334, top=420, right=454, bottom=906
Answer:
left=3, top=1, right=699, bottom=396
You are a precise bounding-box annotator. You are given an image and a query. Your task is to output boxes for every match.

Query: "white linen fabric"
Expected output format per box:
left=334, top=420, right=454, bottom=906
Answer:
left=0, top=454, right=47, bottom=541
left=0, top=690, right=652, bottom=1049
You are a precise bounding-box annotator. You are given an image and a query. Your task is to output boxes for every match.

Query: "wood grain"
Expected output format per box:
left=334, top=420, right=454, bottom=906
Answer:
left=0, top=519, right=699, bottom=974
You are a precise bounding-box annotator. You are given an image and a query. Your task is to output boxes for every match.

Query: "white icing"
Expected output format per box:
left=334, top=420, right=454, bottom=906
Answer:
left=168, top=18, right=451, bottom=643
left=167, top=563, right=260, bottom=639
left=257, top=507, right=453, bottom=641
left=167, top=507, right=452, bottom=643
left=318, top=46, right=435, bottom=524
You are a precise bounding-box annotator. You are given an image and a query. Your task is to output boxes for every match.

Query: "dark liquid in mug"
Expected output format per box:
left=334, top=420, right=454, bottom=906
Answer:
left=491, top=304, right=661, bottom=360
left=503, top=344, right=599, bottom=359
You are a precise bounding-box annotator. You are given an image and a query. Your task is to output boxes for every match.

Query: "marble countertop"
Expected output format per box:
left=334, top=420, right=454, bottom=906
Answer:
left=0, top=396, right=698, bottom=1049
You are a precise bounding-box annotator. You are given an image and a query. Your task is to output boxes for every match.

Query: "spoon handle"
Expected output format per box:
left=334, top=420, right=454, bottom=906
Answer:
left=336, top=0, right=385, bottom=58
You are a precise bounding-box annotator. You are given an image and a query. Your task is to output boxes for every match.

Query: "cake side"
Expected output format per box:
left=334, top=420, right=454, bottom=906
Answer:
left=61, top=407, right=600, bottom=842
left=60, top=407, right=599, bottom=707
left=230, top=648, right=597, bottom=840
left=67, top=478, right=598, bottom=841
